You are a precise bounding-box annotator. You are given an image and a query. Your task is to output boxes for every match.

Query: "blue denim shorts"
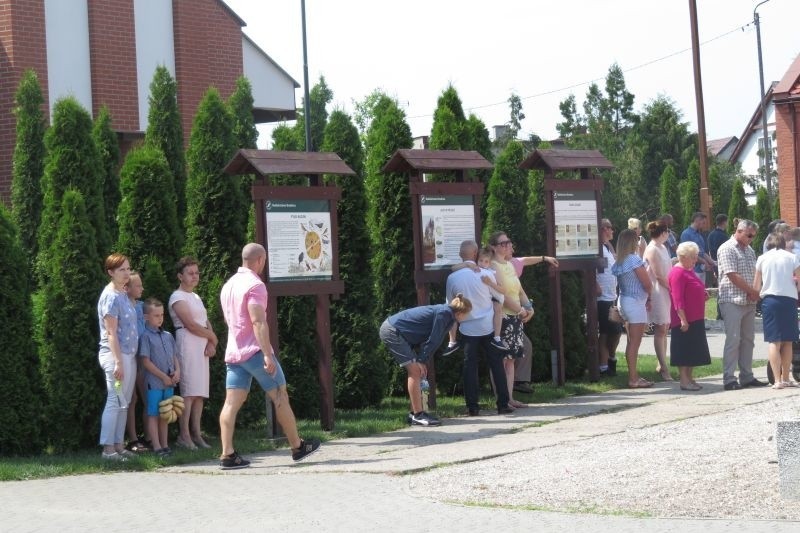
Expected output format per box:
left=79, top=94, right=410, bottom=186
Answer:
left=226, top=350, right=287, bottom=392
left=145, top=387, right=174, bottom=417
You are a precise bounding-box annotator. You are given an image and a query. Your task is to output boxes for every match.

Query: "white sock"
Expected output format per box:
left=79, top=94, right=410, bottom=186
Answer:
left=448, top=341, right=457, bottom=347
left=493, top=336, right=501, bottom=342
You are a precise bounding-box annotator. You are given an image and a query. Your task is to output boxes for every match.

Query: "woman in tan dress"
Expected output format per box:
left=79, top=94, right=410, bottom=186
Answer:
left=644, top=221, right=673, bottom=381
left=169, top=257, right=217, bottom=449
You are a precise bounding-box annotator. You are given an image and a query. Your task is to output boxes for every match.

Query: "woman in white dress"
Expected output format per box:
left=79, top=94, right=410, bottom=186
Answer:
left=169, top=257, right=217, bottom=449
left=644, top=221, right=673, bottom=381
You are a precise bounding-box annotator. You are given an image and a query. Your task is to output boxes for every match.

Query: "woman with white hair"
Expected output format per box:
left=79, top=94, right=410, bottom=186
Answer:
left=628, top=217, right=647, bottom=258
left=667, top=241, right=711, bottom=390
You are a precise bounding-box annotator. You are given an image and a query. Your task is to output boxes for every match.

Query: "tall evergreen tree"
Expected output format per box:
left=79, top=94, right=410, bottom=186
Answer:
left=37, top=96, right=108, bottom=280
left=683, top=159, right=701, bottom=226
left=322, top=109, right=387, bottom=407
left=10, top=69, right=46, bottom=283
left=184, top=87, right=244, bottom=282
left=365, top=93, right=415, bottom=318
left=0, top=205, right=43, bottom=455
left=484, top=140, right=530, bottom=250
left=659, top=164, right=683, bottom=229
left=39, top=190, right=105, bottom=450
left=145, top=66, right=186, bottom=226
left=116, top=145, right=182, bottom=274
left=727, top=179, right=749, bottom=233
left=631, top=96, right=695, bottom=214
left=464, top=114, right=494, bottom=222
left=293, top=75, right=333, bottom=151
left=228, top=76, right=259, bottom=150
left=752, top=186, right=772, bottom=252
left=227, top=76, right=259, bottom=240
left=92, top=105, right=121, bottom=244
left=429, top=84, right=467, bottom=151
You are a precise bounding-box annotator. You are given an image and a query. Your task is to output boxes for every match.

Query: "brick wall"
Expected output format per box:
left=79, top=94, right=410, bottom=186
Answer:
left=775, top=101, right=800, bottom=225
left=173, top=0, right=243, bottom=146
left=0, top=0, right=48, bottom=203
left=87, top=0, right=138, bottom=131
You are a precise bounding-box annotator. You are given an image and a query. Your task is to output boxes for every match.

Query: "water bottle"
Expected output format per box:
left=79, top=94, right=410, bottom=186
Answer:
left=420, top=378, right=430, bottom=392
left=114, top=379, right=127, bottom=408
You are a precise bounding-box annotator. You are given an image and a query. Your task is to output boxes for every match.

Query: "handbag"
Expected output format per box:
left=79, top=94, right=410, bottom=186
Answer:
left=608, top=302, right=623, bottom=324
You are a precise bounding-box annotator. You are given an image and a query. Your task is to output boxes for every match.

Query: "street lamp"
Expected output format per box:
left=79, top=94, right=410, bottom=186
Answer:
left=754, top=0, right=773, bottom=195
left=301, top=0, right=312, bottom=152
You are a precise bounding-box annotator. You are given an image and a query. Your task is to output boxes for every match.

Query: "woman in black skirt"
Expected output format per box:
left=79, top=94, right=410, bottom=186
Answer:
left=667, top=242, right=711, bottom=391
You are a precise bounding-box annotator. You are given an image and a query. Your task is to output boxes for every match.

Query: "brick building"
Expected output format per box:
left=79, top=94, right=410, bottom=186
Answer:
left=0, top=0, right=298, bottom=201
left=774, top=54, right=800, bottom=225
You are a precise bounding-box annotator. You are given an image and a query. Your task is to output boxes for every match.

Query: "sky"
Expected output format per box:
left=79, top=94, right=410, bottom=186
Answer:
left=224, top=0, right=800, bottom=148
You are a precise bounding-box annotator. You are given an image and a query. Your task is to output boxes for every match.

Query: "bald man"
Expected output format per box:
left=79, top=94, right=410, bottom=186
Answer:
left=218, top=243, right=320, bottom=468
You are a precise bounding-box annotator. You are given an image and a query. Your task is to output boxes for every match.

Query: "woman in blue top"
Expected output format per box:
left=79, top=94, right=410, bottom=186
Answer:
left=380, top=294, right=472, bottom=427
left=611, top=229, right=654, bottom=388
left=97, top=253, right=140, bottom=461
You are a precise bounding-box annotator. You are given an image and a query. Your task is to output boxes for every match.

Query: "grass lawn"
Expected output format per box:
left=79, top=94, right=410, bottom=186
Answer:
left=0, top=353, right=740, bottom=482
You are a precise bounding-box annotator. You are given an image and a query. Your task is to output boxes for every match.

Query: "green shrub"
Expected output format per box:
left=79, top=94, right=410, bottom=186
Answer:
left=39, top=190, right=105, bottom=451
left=37, top=97, right=107, bottom=282
left=93, top=105, right=121, bottom=245
left=10, top=69, right=46, bottom=284
left=145, top=66, right=186, bottom=226
left=116, top=144, right=181, bottom=274
left=323, top=109, right=388, bottom=408
left=0, top=205, right=43, bottom=455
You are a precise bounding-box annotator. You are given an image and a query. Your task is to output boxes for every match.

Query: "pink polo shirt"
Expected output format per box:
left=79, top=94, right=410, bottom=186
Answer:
left=220, top=267, right=268, bottom=364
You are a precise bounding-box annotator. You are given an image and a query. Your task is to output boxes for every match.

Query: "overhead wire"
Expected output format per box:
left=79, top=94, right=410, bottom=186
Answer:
left=407, top=21, right=755, bottom=120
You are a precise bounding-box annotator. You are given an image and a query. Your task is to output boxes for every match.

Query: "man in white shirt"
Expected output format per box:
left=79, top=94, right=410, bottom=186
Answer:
left=445, top=240, right=512, bottom=415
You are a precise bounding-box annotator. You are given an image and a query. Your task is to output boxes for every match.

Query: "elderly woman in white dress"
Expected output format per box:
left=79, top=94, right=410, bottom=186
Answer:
left=169, top=257, right=217, bottom=449
left=644, top=221, right=673, bottom=381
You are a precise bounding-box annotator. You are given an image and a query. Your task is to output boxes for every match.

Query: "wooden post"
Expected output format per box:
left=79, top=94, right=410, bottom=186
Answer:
left=315, top=294, right=334, bottom=430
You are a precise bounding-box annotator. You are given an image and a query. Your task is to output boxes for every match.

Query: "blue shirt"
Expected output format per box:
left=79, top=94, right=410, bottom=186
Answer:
left=138, top=323, right=177, bottom=391
left=134, top=300, right=145, bottom=336
left=611, top=253, right=648, bottom=298
left=680, top=226, right=708, bottom=273
left=706, top=228, right=728, bottom=261
left=98, top=285, right=139, bottom=356
left=387, top=304, right=455, bottom=363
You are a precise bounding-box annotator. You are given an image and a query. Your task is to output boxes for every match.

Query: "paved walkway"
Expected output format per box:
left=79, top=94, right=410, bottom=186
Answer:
left=3, top=365, right=799, bottom=532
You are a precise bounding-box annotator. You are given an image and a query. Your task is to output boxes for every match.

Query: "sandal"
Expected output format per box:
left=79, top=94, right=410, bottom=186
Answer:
left=628, top=378, right=653, bottom=389
left=509, top=399, right=527, bottom=408
left=773, top=382, right=787, bottom=390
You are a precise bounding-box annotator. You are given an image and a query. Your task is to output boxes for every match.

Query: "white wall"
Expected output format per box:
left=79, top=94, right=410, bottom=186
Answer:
left=735, top=104, right=777, bottom=204
left=243, top=37, right=296, bottom=114
left=134, top=0, right=176, bottom=131
left=44, top=0, right=92, bottom=118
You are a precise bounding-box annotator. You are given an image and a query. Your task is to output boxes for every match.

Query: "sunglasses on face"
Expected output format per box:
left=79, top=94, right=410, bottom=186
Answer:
left=497, top=240, right=513, bottom=247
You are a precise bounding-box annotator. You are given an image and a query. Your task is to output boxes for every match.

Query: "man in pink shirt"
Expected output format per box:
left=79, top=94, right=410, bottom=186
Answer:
left=218, top=243, right=320, bottom=469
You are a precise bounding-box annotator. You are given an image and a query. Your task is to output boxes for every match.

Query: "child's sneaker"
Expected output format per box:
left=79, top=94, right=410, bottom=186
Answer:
left=292, top=439, right=321, bottom=462
left=441, top=342, right=460, bottom=357
left=220, top=451, right=250, bottom=470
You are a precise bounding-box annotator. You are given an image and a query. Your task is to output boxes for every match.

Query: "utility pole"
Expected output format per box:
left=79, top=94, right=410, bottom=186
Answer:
left=688, top=0, right=711, bottom=220
left=755, top=0, right=773, bottom=196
